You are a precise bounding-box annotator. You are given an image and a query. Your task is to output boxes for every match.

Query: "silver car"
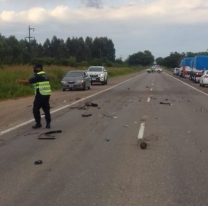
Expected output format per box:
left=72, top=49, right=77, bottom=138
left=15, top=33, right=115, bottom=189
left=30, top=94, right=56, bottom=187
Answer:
left=87, top=66, right=108, bottom=85
left=61, top=70, right=91, bottom=91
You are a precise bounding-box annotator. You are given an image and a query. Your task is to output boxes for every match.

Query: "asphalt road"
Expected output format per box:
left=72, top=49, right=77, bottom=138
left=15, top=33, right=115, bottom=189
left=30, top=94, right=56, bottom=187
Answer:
left=1, top=71, right=208, bottom=206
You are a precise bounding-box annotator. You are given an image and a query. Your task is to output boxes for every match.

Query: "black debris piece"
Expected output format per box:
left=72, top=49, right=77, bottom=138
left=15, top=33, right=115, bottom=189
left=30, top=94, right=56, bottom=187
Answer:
left=26, top=105, right=32, bottom=107
left=24, top=132, right=39, bottom=136
left=105, top=138, right=110, bottom=142
left=34, top=160, right=43, bottom=165
left=146, top=86, right=149, bottom=88
left=0, top=139, right=5, bottom=142
left=128, top=88, right=130, bottom=90
left=140, top=141, right=147, bottom=149
left=160, top=102, right=171, bottom=105
left=38, top=130, right=62, bottom=140
left=98, top=107, right=101, bottom=109
left=165, top=99, right=169, bottom=101
left=70, top=106, right=87, bottom=110
left=76, top=98, right=81, bottom=100
left=82, top=114, right=92, bottom=117
left=85, top=102, right=98, bottom=107
left=45, top=130, right=62, bottom=135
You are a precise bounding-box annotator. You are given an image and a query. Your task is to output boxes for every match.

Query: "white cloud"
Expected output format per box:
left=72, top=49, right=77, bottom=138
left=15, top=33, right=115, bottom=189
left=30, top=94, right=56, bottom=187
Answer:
left=1, top=0, right=208, bottom=25
left=1, top=0, right=208, bottom=58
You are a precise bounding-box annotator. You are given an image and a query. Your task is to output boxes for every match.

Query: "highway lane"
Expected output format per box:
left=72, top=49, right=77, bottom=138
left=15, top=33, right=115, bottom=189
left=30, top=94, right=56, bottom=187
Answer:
left=1, top=71, right=208, bottom=205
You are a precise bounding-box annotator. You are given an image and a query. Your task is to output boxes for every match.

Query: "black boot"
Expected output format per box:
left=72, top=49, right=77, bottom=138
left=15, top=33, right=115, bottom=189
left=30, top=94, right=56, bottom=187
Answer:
left=46, top=123, right=51, bottom=129
left=32, top=123, right=42, bottom=129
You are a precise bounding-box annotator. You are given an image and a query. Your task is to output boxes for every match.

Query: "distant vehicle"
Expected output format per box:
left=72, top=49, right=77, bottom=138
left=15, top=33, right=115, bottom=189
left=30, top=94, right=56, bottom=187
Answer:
left=87, top=66, right=108, bottom=85
left=147, top=68, right=151, bottom=73
left=178, top=67, right=183, bottom=77
left=199, top=70, right=208, bottom=87
left=190, top=55, right=208, bottom=83
left=155, top=67, right=163, bottom=73
left=180, top=57, right=193, bottom=78
left=61, top=70, right=91, bottom=91
left=173, top=68, right=180, bottom=75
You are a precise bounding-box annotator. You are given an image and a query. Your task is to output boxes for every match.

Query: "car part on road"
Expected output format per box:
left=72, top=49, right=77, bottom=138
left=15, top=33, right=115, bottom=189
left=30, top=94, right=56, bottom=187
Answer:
left=160, top=102, right=171, bottom=105
left=38, top=130, right=62, bottom=140
left=34, top=160, right=43, bottom=165
left=82, top=114, right=92, bottom=117
left=85, top=102, right=98, bottom=107
left=140, top=141, right=147, bottom=149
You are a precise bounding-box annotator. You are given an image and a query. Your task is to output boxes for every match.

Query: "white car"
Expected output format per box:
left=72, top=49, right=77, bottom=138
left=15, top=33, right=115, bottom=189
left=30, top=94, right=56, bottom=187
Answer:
left=173, top=68, right=180, bottom=75
left=199, top=70, right=208, bottom=87
left=87, top=66, right=108, bottom=85
left=155, top=67, right=163, bottom=73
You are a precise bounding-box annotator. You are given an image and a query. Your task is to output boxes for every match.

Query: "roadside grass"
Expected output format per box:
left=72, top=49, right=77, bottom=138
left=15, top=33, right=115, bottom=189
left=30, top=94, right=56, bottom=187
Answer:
left=0, top=65, right=144, bottom=100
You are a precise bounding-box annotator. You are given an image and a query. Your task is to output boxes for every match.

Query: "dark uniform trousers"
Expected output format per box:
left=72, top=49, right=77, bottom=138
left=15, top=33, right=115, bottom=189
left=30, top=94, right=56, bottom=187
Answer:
left=33, top=95, right=51, bottom=124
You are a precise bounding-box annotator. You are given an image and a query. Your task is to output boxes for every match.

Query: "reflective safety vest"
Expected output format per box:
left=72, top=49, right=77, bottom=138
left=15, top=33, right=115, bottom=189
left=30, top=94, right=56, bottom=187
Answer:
left=33, top=71, right=51, bottom=96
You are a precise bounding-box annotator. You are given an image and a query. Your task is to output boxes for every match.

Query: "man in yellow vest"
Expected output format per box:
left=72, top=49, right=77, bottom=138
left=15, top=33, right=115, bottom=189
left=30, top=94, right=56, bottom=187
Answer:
left=16, top=64, right=52, bottom=129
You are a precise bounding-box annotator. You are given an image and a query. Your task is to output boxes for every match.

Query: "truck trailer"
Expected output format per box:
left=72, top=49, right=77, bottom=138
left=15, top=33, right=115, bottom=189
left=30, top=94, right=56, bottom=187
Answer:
left=190, top=55, right=208, bottom=83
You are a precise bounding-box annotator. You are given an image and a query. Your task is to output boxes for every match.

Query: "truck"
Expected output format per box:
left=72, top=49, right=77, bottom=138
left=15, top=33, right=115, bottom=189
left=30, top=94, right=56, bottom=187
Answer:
left=190, top=55, right=208, bottom=83
left=180, top=57, right=193, bottom=78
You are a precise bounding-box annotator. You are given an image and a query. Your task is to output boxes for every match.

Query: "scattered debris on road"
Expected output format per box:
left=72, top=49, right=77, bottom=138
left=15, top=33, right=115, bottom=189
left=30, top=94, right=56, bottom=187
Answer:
left=24, top=132, right=39, bottom=136
left=70, top=106, right=87, bottom=110
left=160, top=102, right=171, bottom=106
left=140, top=141, right=147, bottom=149
left=82, top=114, right=92, bottom=117
left=124, top=125, right=129, bottom=127
left=103, top=114, right=118, bottom=119
left=38, top=130, right=62, bottom=140
left=85, top=102, right=98, bottom=107
left=34, top=160, right=43, bottom=165
left=105, top=138, right=110, bottom=142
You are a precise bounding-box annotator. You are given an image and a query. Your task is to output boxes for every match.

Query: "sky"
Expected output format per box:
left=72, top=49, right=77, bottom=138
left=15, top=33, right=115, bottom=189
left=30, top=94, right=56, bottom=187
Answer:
left=1, top=0, right=208, bottom=60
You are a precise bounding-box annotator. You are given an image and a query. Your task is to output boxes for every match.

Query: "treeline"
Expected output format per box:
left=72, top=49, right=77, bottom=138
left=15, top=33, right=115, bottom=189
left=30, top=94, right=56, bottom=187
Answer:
left=156, top=51, right=208, bottom=68
left=0, top=34, right=121, bottom=67
left=126, top=50, right=154, bottom=66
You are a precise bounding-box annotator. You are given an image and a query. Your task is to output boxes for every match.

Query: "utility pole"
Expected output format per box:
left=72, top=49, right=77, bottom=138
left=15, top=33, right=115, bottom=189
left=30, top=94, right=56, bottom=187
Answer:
left=25, top=25, right=35, bottom=43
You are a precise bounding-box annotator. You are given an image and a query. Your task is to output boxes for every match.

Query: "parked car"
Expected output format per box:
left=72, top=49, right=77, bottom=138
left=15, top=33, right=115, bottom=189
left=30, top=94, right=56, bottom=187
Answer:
left=173, top=68, right=180, bottom=75
left=178, top=67, right=183, bottom=77
left=61, top=70, right=91, bottom=91
left=87, top=66, right=108, bottom=85
left=199, top=70, right=208, bottom=87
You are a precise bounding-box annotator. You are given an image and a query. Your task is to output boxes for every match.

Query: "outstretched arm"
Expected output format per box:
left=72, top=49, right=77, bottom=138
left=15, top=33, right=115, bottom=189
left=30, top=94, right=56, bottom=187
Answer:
left=15, top=80, right=30, bottom=84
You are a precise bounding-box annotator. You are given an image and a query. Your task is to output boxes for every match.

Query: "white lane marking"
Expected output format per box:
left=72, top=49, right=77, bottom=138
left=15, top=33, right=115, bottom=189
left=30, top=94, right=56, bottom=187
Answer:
left=150, top=88, right=153, bottom=91
left=138, top=123, right=145, bottom=140
left=164, top=72, right=208, bottom=97
left=147, top=97, right=151, bottom=102
left=151, top=83, right=154, bottom=86
left=0, top=73, right=145, bottom=136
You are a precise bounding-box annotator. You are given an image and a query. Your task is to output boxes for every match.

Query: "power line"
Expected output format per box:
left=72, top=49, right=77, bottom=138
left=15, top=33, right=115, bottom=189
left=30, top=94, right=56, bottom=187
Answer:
left=25, top=26, right=35, bottom=43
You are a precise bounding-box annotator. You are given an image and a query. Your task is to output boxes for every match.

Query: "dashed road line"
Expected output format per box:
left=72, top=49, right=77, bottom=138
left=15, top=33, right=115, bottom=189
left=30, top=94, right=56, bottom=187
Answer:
left=138, top=123, right=145, bottom=140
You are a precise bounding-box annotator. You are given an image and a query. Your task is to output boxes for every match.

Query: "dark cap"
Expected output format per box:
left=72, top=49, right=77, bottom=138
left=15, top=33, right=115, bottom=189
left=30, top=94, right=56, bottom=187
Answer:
left=33, top=64, right=43, bottom=69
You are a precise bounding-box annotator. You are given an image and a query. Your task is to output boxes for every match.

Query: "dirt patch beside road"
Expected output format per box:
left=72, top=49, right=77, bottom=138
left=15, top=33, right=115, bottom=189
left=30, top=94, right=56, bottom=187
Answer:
left=0, top=72, right=142, bottom=132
